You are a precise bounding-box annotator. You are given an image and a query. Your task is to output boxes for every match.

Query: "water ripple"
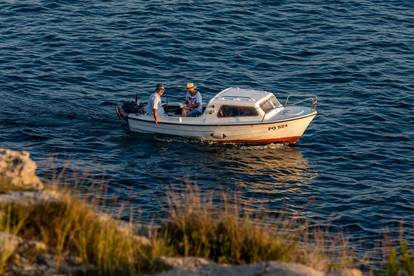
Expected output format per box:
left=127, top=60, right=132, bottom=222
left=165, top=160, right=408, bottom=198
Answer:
left=1, top=0, right=414, bottom=254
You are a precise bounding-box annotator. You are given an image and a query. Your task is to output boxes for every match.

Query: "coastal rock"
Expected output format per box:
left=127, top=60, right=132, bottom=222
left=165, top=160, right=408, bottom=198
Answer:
left=9, top=246, right=96, bottom=275
left=17, top=239, right=48, bottom=255
left=328, top=269, right=363, bottom=276
left=156, top=257, right=323, bottom=276
left=0, top=190, right=61, bottom=205
left=159, top=256, right=212, bottom=269
left=0, top=148, right=43, bottom=191
left=156, top=257, right=362, bottom=276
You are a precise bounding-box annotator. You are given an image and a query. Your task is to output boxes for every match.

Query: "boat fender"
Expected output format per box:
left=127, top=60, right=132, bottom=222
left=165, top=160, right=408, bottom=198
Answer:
left=211, top=133, right=226, bottom=139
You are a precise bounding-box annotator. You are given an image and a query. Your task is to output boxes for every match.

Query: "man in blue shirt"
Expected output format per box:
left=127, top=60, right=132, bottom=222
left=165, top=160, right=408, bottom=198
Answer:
left=182, top=83, right=202, bottom=117
left=147, top=83, right=165, bottom=126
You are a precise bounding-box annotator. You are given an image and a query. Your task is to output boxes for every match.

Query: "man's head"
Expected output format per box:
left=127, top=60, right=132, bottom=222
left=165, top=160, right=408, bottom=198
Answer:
left=186, top=83, right=197, bottom=95
left=155, top=83, right=165, bottom=96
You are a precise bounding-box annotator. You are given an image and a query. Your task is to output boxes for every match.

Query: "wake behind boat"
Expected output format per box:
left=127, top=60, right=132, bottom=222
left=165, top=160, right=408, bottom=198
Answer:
left=116, top=87, right=317, bottom=145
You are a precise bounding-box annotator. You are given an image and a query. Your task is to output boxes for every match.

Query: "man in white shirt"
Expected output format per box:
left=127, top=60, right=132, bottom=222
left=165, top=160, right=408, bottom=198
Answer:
left=182, top=82, right=202, bottom=117
left=147, top=83, right=165, bottom=126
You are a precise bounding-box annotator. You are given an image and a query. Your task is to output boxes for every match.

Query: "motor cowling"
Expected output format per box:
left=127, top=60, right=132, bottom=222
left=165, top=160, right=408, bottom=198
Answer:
left=122, top=101, right=145, bottom=114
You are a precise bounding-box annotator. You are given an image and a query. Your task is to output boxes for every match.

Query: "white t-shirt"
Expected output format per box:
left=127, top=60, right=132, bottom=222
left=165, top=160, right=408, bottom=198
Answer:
left=185, top=91, right=202, bottom=112
left=147, top=92, right=165, bottom=116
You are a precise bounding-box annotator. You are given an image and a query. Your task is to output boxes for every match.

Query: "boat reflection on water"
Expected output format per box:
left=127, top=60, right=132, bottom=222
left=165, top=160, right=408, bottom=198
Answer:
left=201, top=144, right=318, bottom=214
left=135, top=135, right=318, bottom=219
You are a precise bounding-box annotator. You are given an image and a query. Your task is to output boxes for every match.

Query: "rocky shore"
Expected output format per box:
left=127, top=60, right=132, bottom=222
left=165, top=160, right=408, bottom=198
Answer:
left=0, top=147, right=363, bottom=275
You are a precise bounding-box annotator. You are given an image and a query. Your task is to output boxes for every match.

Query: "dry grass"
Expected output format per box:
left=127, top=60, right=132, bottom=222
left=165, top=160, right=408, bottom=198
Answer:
left=0, top=206, right=26, bottom=275
left=383, top=240, right=414, bottom=276
left=0, top=187, right=168, bottom=275
left=0, top=183, right=357, bottom=274
left=160, top=186, right=354, bottom=272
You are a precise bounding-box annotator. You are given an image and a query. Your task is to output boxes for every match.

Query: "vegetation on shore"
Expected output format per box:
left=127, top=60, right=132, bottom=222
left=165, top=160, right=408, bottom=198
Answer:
left=0, top=187, right=169, bottom=275
left=161, top=186, right=353, bottom=271
left=0, top=182, right=413, bottom=275
left=385, top=241, right=414, bottom=276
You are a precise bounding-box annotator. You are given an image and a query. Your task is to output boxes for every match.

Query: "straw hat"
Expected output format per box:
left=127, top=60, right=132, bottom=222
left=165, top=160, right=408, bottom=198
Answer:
left=186, top=83, right=197, bottom=90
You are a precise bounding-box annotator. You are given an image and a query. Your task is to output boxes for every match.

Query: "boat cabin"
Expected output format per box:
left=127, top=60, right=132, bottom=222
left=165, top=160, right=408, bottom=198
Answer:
left=164, top=87, right=283, bottom=123
left=206, top=87, right=282, bottom=120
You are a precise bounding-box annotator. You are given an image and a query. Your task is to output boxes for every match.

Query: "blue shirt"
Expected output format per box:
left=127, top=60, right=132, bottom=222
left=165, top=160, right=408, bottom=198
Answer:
left=185, top=91, right=202, bottom=112
left=147, top=92, right=165, bottom=116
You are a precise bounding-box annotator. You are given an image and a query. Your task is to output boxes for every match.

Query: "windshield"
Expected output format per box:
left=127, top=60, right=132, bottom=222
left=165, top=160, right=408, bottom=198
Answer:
left=260, top=100, right=273, bottom=114
left=269, top=95, right=282, bottom=108
left=260, top=96, right=281, bottom=114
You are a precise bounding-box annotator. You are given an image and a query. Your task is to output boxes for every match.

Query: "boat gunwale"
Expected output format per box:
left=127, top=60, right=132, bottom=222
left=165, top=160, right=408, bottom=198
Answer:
left=127, top=111, right=317, bottom=127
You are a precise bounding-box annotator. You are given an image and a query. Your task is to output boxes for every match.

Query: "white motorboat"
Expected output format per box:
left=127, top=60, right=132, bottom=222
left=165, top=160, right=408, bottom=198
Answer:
left=116, top=87, right=317, bottom=144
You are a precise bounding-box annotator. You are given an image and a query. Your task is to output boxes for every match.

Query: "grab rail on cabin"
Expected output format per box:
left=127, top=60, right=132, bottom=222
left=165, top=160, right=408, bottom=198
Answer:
left=284, top=95, right=318, bottom=111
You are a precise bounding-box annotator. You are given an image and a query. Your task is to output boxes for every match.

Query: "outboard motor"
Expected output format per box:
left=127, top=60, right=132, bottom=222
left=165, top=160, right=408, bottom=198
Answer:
left=122, top=94, right=146, bottom=114
left=122, top=101, right=145, bottom=114
left=115, top=94, right=146, bottom=122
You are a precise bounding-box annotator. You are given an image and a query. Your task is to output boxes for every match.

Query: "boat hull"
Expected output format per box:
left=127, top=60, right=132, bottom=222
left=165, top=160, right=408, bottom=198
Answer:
left=127, top=112, right=316, bottom=144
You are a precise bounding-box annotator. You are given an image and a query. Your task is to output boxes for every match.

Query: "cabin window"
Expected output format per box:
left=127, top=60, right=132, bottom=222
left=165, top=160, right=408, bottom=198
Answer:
left=269, top=95, right=282, bottom=108
left=217, top=105, right=258, bottom=118
left=260, top=100, right=274, bottom=114
left=260, top=96, right=281, bottom=113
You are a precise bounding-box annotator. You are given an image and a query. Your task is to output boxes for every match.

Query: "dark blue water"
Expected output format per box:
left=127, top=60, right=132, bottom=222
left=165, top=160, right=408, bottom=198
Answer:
left=1, top=0, right=414, bottom=252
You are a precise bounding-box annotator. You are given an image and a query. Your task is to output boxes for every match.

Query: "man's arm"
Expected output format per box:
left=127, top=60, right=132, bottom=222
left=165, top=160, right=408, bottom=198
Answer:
left=153, top=109, right=158, bottom=126
left=153, top=95, right=160, bottom=126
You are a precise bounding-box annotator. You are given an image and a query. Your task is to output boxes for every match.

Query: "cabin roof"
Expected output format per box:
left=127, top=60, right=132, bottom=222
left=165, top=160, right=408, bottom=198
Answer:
left=210, top=87, right=272, bottom=105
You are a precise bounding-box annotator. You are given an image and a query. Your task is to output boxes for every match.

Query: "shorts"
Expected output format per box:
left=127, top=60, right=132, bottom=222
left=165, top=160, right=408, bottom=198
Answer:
left=189, top=109, right=202, bottom=117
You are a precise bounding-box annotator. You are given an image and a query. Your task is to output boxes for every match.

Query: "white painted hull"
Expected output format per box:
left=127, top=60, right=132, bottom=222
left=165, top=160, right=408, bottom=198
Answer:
left=127, top=112, right=317, bottom=144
